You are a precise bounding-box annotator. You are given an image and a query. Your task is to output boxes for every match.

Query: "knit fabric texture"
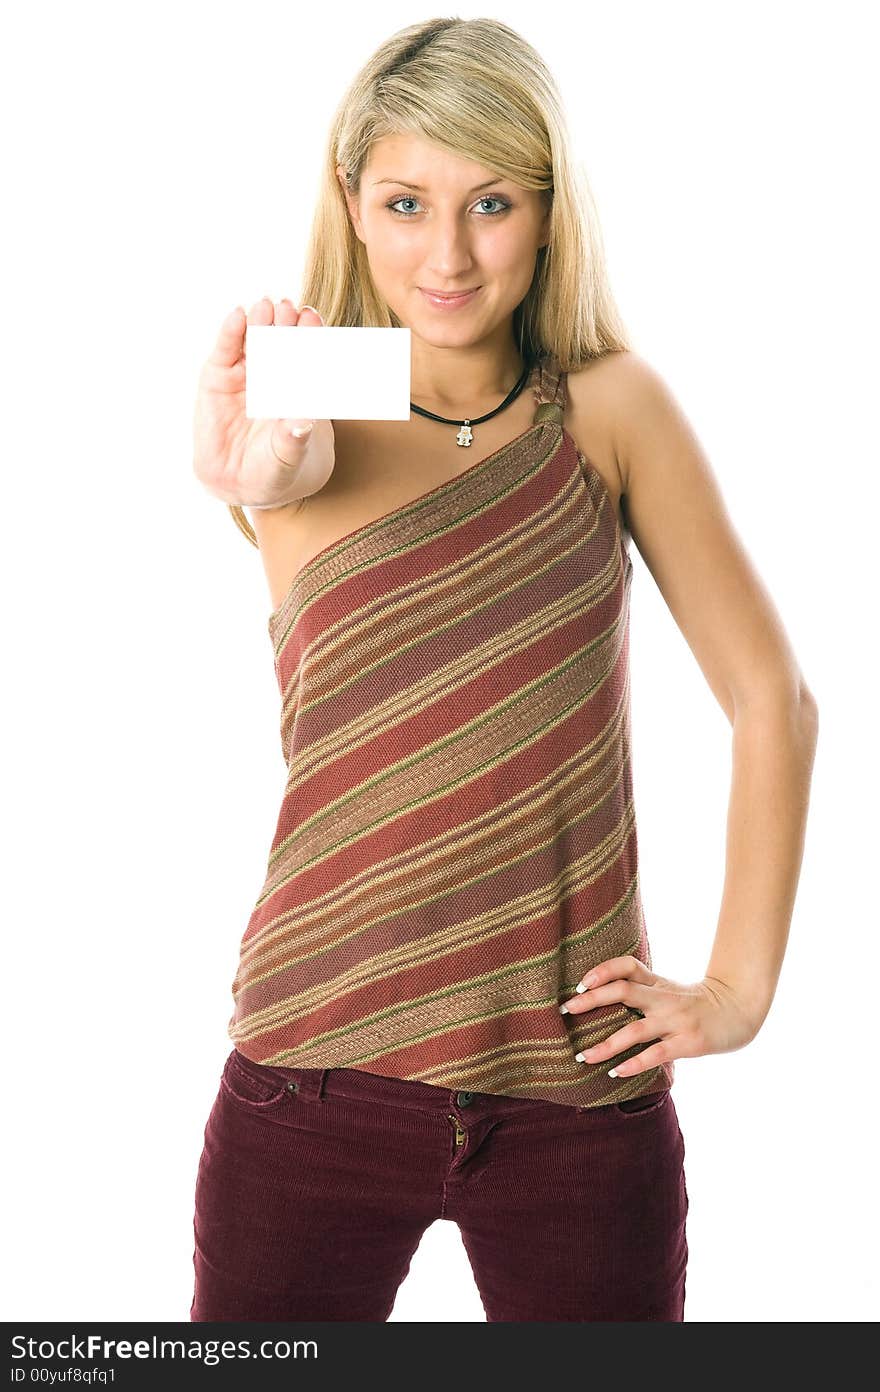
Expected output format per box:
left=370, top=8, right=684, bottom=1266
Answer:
left=227, top=352, right=674, bottom=1109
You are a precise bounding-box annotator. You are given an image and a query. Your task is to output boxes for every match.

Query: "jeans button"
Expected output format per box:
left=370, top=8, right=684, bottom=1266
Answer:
left=456, top=1091, right=474, bottom=1106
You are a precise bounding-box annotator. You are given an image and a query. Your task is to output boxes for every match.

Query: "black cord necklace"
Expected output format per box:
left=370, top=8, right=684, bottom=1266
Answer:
left=409, top=355, right=535, bottom=448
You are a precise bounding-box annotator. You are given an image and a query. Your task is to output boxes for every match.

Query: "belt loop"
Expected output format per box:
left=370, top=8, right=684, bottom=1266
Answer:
left=316, top=1068, right=329, bottom=1100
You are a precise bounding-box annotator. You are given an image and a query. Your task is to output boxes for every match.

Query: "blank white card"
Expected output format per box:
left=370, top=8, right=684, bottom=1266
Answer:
left=245, top=325, right=412, bottom=421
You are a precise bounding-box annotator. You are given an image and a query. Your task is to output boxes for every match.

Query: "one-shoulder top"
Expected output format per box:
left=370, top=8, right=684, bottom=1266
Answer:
left=226, top=351, right=674, bottom=1109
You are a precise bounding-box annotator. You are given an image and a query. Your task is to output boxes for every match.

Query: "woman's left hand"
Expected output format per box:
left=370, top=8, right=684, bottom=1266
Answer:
left=559, top=956, right=761, bottom=1077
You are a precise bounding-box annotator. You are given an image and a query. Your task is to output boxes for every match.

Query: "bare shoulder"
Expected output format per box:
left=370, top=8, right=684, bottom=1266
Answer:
left=565, top=348, right=671, bottom=496
left=563, top=351, right=634, bottom=522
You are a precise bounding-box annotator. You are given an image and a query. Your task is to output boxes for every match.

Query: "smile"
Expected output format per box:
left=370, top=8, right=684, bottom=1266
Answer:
left=418, top=287, right=482, bottom=309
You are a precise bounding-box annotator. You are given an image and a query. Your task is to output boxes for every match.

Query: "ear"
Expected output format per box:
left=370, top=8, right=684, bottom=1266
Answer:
left=336, top=165, right=365, bottom=243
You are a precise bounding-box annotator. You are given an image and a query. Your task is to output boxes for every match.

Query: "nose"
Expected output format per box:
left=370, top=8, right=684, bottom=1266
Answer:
left=423, top=215, right=476, bottom=281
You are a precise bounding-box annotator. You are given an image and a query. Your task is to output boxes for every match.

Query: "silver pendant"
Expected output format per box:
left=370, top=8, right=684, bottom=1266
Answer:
left=456, top=420, right=473, bottom=447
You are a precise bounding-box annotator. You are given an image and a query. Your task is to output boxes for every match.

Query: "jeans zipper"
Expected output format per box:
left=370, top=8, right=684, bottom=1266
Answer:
left=448, top=1114, right=467, bottom=1147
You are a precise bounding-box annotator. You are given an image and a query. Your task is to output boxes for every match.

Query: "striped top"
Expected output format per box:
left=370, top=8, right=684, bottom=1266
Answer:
left=227, top=352, right=674, bottom=1109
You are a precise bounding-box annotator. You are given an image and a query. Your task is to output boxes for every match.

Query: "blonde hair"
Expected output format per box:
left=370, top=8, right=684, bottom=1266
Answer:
left=230, top=16, right=632, bottom=545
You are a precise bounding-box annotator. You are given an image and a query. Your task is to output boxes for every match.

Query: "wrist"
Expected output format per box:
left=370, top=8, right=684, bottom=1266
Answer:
left=701, top=974, right=771, bottom=1040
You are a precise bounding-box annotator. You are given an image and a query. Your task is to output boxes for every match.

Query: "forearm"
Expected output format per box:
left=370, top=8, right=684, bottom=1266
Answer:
left=703, top=684, right=819, bottom=1035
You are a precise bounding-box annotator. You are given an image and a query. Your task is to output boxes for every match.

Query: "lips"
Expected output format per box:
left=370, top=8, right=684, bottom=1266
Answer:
left=418, top=286, right=482, bottom=309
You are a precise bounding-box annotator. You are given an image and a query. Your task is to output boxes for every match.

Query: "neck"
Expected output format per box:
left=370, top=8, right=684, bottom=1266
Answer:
left=410, top=334, right=527, bottom=414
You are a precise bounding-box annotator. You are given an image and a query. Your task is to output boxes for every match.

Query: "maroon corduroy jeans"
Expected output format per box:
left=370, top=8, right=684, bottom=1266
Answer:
left=189, top=1046, right=689, bottom=1322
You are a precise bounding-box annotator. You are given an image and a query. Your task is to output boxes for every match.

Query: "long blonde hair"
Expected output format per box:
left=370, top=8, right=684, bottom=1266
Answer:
left=230, top=16, right=631, bottom=545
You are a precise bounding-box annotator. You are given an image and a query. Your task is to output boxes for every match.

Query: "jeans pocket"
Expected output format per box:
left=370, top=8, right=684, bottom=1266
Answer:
left=614, top=1088, right=670, bottom=1117
left=220, top=1048, right=292, bottom=1109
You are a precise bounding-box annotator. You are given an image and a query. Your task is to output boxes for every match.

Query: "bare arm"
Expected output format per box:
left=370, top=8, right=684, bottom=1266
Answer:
left=591, top=351, right=819, bottom=1032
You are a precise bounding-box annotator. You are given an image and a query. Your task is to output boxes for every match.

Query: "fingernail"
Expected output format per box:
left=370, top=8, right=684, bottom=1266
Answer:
left=575, top=1052, right=585, bottom=1063
left=300, top=304, right=319, bottom=315
left=285, top=420, right=313, bottom=438
left=608, top=1068, right=619, bottom=1077
left=559, top=1005, right=569, bottom=1014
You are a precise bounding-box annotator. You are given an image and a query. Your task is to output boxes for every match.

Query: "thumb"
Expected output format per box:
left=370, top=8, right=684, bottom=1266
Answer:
left=283, top=419, right=314, bottom=439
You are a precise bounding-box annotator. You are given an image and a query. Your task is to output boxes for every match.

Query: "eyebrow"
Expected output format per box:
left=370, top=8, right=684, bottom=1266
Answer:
left=371, top=177, right=504, bottom=192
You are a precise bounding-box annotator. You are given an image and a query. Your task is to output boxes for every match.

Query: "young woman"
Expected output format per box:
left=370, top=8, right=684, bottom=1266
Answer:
left=189, top=17, right=818, bottom=1322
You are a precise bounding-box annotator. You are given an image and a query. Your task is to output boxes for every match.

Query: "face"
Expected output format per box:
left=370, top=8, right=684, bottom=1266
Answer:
left=337, top=131, right=551, bottom=347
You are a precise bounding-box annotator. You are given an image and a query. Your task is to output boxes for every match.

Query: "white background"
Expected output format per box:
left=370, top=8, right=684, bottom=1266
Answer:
left=3, top=0, right=877, bottom=1323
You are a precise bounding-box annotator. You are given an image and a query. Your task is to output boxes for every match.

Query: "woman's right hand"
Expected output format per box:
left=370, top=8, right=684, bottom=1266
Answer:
left=192, top=297, right=336, bottom=509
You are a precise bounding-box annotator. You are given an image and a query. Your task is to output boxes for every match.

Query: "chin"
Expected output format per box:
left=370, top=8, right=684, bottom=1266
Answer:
left=413, top=328, right=486, bottom=351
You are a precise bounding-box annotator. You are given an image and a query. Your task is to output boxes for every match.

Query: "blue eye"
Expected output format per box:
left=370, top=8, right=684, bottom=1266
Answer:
left=386, top=195, right=511, bottom=218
